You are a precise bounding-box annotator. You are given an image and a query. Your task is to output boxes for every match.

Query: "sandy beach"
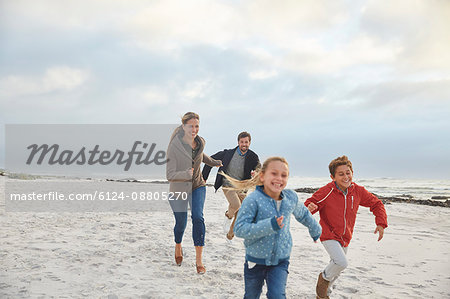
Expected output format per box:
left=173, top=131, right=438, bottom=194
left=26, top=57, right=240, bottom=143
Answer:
left=1, top=177, right=449, bottom=298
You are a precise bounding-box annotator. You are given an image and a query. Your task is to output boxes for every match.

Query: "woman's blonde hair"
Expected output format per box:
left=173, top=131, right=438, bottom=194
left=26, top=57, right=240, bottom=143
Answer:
left=169, top=112, right=200, bottom=142
left=181, top=112, right=199, bottom=124
left=220, top=156, right=289, bottom=191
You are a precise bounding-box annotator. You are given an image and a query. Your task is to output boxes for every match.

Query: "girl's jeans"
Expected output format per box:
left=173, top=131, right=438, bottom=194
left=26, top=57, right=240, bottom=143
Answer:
left=169, top=186, right=206, bottom=246
left=243, top=259, right=289, bottom=299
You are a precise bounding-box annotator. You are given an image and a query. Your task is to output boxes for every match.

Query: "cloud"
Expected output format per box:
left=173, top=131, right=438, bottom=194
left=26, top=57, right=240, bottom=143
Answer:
left=248, top=70, right=279, bottom=80
left=118, top=86, right=169, bottom=107
left=0, top=66, right=90, bottom=98
left=125, top=0, right=239, bottom=51
left=180, top=79, right=214, bottom=101
left=124, top=0, right=348, bottom=52
left=243, top=0, right=347, bottom=40
left=361, top=0, right=450, bottom=71
left=279, top=34, right=401, bottom=75
left=1, top=0, right=449, bottom=178
left=347, top=79, right=450, bottom=109
left=0, top=0, right=137, bottom=32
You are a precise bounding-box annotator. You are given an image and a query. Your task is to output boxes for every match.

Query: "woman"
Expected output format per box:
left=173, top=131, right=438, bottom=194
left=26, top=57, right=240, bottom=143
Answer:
left=166, top=112, right=222, bottom=274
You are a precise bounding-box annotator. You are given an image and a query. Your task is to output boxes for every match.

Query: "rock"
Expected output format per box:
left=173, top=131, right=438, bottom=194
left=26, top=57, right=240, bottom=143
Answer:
left=294, top=187, right=319, bottom=194
left=378, top=195, right=450, bottom=208
left=295, top=189, right=449, bottom=208
left=431, top=196, right=449, bottom=200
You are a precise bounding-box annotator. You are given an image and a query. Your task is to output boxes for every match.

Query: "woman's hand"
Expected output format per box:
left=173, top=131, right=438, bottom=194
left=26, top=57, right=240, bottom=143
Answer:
left=374, top=225, right=384, bottom=241
left=188, top=168, right=194, bottom=176
left=216, top=161, right=223, bottom=167
left=276, top=215, right=284, bottom=229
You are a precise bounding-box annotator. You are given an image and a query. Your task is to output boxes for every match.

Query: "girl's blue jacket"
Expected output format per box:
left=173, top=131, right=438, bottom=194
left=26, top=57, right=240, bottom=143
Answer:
left=234, top=186, right=321, bottom=266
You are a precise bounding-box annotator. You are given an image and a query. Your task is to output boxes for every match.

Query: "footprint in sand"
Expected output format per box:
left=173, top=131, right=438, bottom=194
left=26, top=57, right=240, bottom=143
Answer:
left=405, top=283, right=425, bottom=289
left=115, top=282, right=126, bottom=288
left=372, top=277, right=393, bottom=286
left=342, top=286, right=358, bottom=294
left=355, top=266, right=369, bottom=273
left=346, top=275, right=361, bottom=281
left=46, top=274, right=61, bottom=281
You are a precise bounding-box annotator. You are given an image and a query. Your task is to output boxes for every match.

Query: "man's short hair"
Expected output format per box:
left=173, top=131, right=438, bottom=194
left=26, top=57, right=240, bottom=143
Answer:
left=238, top=131, right=251, bottom=142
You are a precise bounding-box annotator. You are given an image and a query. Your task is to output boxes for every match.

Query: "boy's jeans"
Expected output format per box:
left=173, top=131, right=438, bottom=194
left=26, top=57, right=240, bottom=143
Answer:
left=243, top=260, right=289, bottom=299
left=322, top=240, right=349, bottom=295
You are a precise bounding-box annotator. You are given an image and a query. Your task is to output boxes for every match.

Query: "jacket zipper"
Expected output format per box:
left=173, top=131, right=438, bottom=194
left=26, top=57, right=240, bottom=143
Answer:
left=341, top=193, right=347, bottom=246
left=270, top=197, right=281, bottom=264
left=351, top=195, right=354, bottom=209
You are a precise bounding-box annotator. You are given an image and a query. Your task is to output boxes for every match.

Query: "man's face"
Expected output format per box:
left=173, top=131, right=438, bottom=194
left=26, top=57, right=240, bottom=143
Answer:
left=238, top=137, right=250, bottom=154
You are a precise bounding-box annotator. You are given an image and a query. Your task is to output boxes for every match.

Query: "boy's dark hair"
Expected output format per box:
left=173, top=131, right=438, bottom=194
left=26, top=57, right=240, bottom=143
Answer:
left=237, top=131, right=251, bottom=142
left=329, top=155, right=353, bottom=177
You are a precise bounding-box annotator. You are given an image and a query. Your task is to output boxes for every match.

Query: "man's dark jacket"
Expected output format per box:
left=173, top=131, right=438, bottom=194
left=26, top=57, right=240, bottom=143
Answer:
left=202, top=146, right=260, bottom=192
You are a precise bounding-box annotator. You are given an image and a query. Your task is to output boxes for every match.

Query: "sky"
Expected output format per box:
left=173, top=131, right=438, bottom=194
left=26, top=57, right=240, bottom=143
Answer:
left=0, top=0, right=449, bottom=179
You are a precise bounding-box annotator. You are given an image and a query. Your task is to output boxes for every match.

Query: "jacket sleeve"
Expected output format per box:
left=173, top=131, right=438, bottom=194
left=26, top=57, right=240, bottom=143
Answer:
left=291, top=191, right=322, bottom=241
left=202, top=150, right=224, bottom=180
left=359, top=187, right=388, bottom=228
left=234, top=196, right=279, bottom=240
left=165, top=145, right=191, bottom=182
left=253, top=153, right=261, bottom=170
left=304, top=185, right=334, bottom=214
left=202, top=152, right=222, bottom=168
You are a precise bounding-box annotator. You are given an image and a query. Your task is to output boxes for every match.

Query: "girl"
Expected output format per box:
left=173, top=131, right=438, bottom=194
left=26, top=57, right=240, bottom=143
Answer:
left=305, top=155, right=388, bottom=298
left=166, top=112, right=222, bottom=274
left=224, top=157, right=321, bottom=298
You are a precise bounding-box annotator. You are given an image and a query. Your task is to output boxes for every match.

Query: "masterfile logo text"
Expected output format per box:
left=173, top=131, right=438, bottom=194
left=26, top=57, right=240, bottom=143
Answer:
left=6, top=124, right=178, bottom=179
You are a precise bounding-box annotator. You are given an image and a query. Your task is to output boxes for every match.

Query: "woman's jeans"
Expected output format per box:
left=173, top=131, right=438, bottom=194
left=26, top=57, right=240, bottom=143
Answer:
left=243, top=260, right=289, bottom=299
left=169, top=186, right=206, bottom=246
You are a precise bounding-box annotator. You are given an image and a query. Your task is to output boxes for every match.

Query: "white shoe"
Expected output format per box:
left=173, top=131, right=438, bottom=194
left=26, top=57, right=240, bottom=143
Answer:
left=222, top=212, right=232, bottom=233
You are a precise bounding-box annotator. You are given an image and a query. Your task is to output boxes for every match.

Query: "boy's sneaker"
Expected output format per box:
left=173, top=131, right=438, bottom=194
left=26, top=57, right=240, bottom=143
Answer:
left=223, top=211, right=232, bottom=233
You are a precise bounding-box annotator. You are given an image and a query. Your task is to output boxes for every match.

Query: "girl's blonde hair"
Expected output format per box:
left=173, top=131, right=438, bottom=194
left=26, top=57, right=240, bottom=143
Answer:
left=220, top=156, right=289, bottom=191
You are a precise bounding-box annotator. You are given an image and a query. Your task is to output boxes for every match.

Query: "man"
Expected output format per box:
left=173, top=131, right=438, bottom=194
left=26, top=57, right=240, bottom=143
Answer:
left=202, top=131, right=260, bottom=240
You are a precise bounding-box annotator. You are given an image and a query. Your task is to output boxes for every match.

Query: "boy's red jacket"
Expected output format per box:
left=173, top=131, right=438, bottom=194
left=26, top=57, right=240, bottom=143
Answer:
left=304, top=182, right=388, bottom=247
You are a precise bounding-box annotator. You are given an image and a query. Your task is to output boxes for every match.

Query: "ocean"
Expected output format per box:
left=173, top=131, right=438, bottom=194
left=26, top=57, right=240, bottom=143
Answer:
left=286, top=176, right=450, bottom=202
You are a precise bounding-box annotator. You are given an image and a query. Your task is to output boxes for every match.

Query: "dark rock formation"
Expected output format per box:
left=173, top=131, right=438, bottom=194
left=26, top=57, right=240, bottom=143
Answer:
left=294, top=188, right=449, bottom=208
left=378, top=196, right=450, bottom=208
left=431, top=196, right=449, bottom=200
left=294, top=187, right=319, bottom=194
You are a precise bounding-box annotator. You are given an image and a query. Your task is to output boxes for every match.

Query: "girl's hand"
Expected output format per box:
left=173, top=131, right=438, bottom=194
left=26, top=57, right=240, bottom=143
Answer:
left=216, top=161, right=223, bottom=167
left=276, top=215, right=284, bottom=229
left=307, top=203, right=318, bottom=212
left=374, top=225, right=384, bottom=241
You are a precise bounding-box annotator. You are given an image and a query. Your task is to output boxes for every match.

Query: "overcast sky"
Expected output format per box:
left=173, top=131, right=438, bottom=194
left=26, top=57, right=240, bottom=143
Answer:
left=1, top=0, right=449, bottom=179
